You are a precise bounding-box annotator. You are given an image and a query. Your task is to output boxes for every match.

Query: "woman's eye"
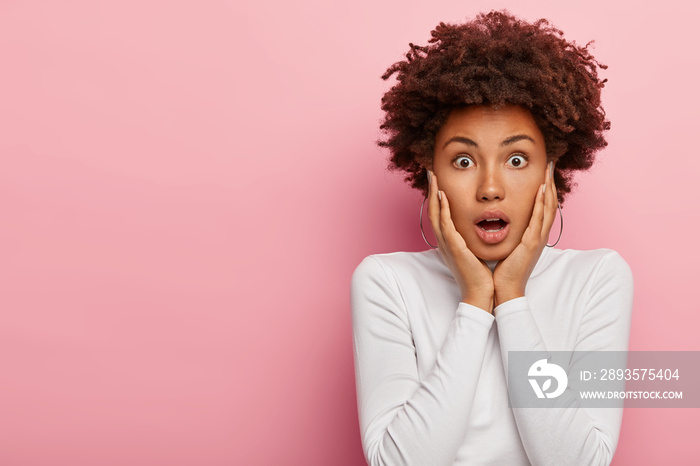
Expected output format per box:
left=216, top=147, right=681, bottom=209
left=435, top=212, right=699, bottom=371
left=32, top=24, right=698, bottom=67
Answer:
left=453, top=156, right=474, bottom=168
left=506, top=154, right=528, bottom=168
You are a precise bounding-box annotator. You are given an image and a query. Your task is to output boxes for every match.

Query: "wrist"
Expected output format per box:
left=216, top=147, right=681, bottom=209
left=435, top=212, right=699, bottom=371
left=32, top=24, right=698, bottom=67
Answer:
left=462, top=288, right=494, bottom=314
left=493, top=287, right=524, bottom=308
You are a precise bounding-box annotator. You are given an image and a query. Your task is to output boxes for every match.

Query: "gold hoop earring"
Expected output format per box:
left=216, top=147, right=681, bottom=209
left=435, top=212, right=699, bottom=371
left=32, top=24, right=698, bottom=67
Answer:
left=546, top=203, right=564, bottom=248
left=420, top=196, right=437, bottom=249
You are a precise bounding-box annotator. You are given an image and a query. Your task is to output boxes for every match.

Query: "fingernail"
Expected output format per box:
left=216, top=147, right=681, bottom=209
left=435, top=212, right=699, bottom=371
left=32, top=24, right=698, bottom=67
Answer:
left=542, top=183, right=546, bottom=194
left=438, top=190, right=442, bottom=201
left=549, top=161, right=554, bottom=179
left=428, top=170, right=432, bottom=185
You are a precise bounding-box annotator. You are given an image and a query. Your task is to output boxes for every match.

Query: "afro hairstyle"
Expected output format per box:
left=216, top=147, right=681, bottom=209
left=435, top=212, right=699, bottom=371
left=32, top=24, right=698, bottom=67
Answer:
left=377, top=10, right=610, bottom=204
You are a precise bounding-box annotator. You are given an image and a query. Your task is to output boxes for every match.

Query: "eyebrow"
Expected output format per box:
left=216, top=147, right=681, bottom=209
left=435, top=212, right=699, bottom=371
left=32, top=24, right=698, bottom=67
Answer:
left=442, top=134, right=536, bottom=149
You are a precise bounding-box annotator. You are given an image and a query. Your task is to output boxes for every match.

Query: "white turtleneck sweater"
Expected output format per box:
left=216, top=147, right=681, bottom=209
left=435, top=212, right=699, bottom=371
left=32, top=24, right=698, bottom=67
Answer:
left=350, top=246, right=633, bottom=465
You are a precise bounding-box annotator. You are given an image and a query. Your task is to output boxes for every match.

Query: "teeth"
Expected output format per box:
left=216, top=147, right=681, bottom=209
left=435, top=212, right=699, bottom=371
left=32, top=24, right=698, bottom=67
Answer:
left=479, top=218, right=505, bottom=232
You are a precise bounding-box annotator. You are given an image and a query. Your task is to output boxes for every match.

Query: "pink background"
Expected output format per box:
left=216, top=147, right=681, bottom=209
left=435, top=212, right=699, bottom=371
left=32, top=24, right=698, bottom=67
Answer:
left=1, top=0, right=698, bottom=464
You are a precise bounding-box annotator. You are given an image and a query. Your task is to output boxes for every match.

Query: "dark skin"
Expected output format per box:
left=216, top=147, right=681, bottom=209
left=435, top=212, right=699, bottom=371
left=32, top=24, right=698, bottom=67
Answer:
left=426, top=105, right=558, bottom=314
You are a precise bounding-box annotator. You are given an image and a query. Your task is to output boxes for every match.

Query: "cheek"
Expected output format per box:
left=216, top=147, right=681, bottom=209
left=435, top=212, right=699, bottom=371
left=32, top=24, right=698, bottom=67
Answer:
left=512, top=179, right=542, bottom=221
left=442, top=184, right=477, bottom=215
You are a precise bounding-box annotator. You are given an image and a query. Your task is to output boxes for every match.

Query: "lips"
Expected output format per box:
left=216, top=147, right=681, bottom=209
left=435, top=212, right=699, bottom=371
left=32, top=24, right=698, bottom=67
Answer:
left=474, top=210, right=510, bottom=244
left=477, top=218, right=507, bottom=231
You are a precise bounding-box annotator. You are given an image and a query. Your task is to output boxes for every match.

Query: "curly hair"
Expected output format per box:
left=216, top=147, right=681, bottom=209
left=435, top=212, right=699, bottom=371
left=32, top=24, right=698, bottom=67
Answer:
left=377, top=10, right=610, bottom=204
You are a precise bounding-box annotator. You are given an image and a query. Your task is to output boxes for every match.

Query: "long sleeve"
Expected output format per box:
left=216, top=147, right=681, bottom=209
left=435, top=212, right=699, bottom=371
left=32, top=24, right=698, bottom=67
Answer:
left=351, top=255, right=494, bottom=466
left=495, top=250, right=634, bottom=466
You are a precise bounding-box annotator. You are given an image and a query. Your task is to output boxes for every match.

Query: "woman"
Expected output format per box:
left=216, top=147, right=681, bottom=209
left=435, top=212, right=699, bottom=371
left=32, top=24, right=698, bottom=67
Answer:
left=350, top=11, right=633, bottom=466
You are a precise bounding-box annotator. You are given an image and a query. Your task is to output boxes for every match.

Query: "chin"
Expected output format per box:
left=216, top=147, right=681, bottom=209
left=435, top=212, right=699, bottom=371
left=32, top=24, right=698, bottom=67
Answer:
left=471, top=242, right=515, bottom=262
left=474, top=251, right=508, bottom=262
left=459, top=229, right=520, bottom=262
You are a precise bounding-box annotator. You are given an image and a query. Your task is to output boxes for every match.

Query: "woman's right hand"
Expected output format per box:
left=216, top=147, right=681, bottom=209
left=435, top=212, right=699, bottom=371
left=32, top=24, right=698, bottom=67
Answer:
left=427, top=170, right=495, bottom=313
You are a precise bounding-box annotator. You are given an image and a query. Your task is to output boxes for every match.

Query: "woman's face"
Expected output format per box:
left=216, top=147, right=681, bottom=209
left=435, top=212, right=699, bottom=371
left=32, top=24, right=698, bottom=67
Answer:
left=432, top=104, right=548, bottom=261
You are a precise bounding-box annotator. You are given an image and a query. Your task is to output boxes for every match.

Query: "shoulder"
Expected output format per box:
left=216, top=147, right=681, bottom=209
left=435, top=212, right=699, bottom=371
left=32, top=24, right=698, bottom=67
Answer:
left=352, top=249, right=442, bottom=281
left=350, top=251, right=441, bottom=323
left=538, top=248, right=634, bottom=309
left=543, top=247, right=632, bottom=281
left=350, top=249, right=449, bottom=298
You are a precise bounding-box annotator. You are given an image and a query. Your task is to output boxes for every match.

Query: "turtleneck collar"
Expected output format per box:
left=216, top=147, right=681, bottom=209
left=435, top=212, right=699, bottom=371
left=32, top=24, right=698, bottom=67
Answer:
left=485, top=260, right=498, bottom=272
left=430, top=245, right=552, bottom=278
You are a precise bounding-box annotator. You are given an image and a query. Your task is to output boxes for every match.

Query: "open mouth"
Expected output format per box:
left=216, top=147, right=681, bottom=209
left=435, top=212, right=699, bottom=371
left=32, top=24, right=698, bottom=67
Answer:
left=474, top=210, right=511, bottom=244
left=477, top=218, right=508, bottom=232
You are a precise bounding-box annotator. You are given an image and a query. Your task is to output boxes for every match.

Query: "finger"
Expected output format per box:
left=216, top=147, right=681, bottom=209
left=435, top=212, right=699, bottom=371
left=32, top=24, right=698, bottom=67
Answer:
left=439, top=192, right=487, bottom=270
left=522, top=180, right=546, bottom=247
left=541, top=162, right=558, bottom=243
left=427, top=170, right=446, bottom=247
left=438, top=189, right=468, bottom=254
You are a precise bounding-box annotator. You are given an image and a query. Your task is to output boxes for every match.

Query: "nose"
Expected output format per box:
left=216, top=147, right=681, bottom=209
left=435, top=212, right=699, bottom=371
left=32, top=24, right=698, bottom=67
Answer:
left=476, top=166, right=505, bottom=201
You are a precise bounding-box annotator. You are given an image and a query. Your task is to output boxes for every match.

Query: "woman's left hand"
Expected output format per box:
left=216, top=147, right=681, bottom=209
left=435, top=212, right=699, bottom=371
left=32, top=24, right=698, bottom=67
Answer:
left=493, top=162, right=558, bottom=307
